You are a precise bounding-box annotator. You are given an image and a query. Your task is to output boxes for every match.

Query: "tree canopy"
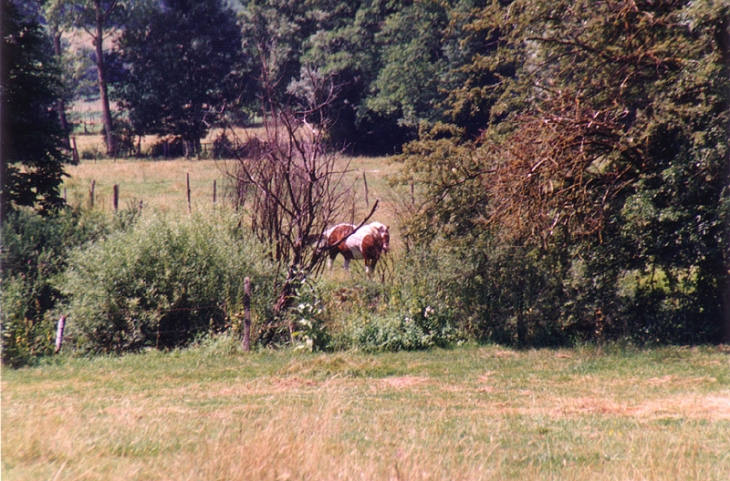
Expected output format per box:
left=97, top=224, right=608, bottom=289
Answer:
left=396, top=0, right=730, bottom=344
left=1, top=0, right=73, bottom=218
left=115, top=0, right=245, bottom=155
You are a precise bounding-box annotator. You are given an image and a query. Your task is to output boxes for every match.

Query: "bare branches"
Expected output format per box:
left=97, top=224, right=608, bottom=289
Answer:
left=229, top=66, right=373, bottom=342
left=482, top=90, right=633, bottom=246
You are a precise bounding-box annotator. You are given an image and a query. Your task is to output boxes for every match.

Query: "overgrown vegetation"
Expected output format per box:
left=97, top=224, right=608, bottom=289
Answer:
left=395, top=0, right=730, bottom=345
left=1, top=202, right=464, bottom=365
left=59, top=211, right=277, bottom=354
left=2, top=0, right=729, bottom=366
left=0, top=207, right=137, bottom=366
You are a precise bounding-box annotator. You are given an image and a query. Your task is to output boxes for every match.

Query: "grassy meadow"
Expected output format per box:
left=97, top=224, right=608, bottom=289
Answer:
left=63, top=131, right=403, bottom=221
left=2, top=344, right=729, bottom=480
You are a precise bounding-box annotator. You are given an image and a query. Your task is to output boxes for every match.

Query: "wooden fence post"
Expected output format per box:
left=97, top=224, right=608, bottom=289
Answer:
left=71, top=136, right=79, bottom=163
left=55, top=315, right=66, bottom=354
left=113, top=184, right=119, bottom=212
left=243, top=277, right=251, bottom=352
left=89, top=179, right=95, bottom=208
left=213, top=180, right=217, bottom=205
left=187, top=173, right=191, bottom=213
left=363, top=171, right=370, bottom=207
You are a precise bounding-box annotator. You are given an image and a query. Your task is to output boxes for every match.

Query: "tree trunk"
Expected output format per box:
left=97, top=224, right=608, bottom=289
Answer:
left=721, top=275, right=730, bottom=344
left=716, top=13, right=730, bottom=343
left=94, top=0, right=114, bottom=157
left=52, top=29, right=70, bottom=149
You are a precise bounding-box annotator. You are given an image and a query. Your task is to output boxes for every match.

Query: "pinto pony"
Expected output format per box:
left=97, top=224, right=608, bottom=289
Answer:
left=324, top=222, right=390, bottom=276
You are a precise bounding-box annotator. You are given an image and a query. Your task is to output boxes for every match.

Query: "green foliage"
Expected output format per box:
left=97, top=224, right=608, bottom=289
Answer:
left=318, top=248, right=462, bottom=352
left=1, top=276, right=58, bottom=368
left=396, top=0, right=730, bottom=345
left=366, top=0, right=450, bottom=127
left=393, top=123, right=487, bottom=245
left=1, top=207, right=124, bottom=367
left=237, top=0, right=458, bottom=154
left=351, top=307, right=459, bottom=352
left=289, top=280, right=331, bottom=352
left=1, top=0, right=73, bottom=217
left=115, top=0, right=245, bottom=152
left=58, top=211, right=277, bottom=354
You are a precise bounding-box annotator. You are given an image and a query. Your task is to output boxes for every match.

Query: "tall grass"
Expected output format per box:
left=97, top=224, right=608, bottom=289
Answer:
left=2, top=345, right=729, bottom=480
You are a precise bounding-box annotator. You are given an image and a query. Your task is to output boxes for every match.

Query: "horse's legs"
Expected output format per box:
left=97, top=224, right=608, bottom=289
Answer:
left=343, top=258, right=350, bottom=271
left=364, top=257, right=376, bottom=278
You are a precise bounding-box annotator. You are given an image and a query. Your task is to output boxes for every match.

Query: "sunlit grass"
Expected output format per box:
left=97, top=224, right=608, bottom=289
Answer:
left=2, top=345, right=729, bottom=480
left=62, top=135, right=404, bottom=233
left=63, top=157, right=237, bottom=213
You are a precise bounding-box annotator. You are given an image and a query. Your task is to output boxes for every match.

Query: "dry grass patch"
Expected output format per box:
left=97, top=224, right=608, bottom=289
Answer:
left=3, top=345, right=729, bottom=480
left=63, top=158, right=236, bottom=213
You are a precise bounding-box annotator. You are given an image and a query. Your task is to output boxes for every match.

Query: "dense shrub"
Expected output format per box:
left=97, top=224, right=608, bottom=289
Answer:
left=351, top=308, right=459, bottom=352
left=319, top=248, right=462, bottom=352
left=58, top=211, right=277, bottom=354
left=1, top=207, right=129, bottom=366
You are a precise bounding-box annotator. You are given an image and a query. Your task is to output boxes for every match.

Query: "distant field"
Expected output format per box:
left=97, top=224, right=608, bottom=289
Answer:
left=63, top=156, right=238, bottom=213
left=2, top=344, right=729, bottom=480
left=62, top=133, right=404, bottom=233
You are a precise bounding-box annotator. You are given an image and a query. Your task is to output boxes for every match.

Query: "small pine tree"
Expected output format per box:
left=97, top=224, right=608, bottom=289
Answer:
left=1, top=0, right=73, bottom=219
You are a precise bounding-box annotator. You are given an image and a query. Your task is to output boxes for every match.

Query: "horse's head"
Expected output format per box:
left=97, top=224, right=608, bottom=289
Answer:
left=371, top=222, right=390, bottom=253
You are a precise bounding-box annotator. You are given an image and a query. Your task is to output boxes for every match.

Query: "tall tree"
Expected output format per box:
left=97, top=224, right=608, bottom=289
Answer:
left=366, top=0, right=451, bottom=128
left=238, top=0, right=417, bottom=154
left=1, top=0, right=73, bottom=218
left=45, top=0, right=128, bottom=157
left=116, top=0, right=245, bottom=156
left=42, top=2, right=71, bottom=148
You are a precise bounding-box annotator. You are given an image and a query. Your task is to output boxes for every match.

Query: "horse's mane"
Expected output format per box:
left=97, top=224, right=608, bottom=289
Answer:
left=368, top=222, right=386, bottom=231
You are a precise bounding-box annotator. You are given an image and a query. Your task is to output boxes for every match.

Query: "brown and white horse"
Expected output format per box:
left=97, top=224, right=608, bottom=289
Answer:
left=323, top=222, right=390, bottom=276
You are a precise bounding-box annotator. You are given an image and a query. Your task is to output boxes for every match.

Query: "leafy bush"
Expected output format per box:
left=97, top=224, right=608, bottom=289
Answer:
left=1, top=275, right=57, bottom=367
left=319, top=248, right=462, bottom=352
left=288, top=280, right=331, bottom=352
left=1, top=207, right=128, bottom=367
left=58, top=211, right=277, bottom=354
left=351, top=307, right=459, bottom=352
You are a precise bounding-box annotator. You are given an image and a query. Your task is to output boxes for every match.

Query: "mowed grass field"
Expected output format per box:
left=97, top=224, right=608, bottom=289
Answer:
left=2, top=345, right=729, bottom=480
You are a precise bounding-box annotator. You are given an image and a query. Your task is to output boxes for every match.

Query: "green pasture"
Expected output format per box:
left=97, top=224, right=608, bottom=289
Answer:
left=2, top=344, right=729, bottom=480
left=62, top=132, right=402, bottom=222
